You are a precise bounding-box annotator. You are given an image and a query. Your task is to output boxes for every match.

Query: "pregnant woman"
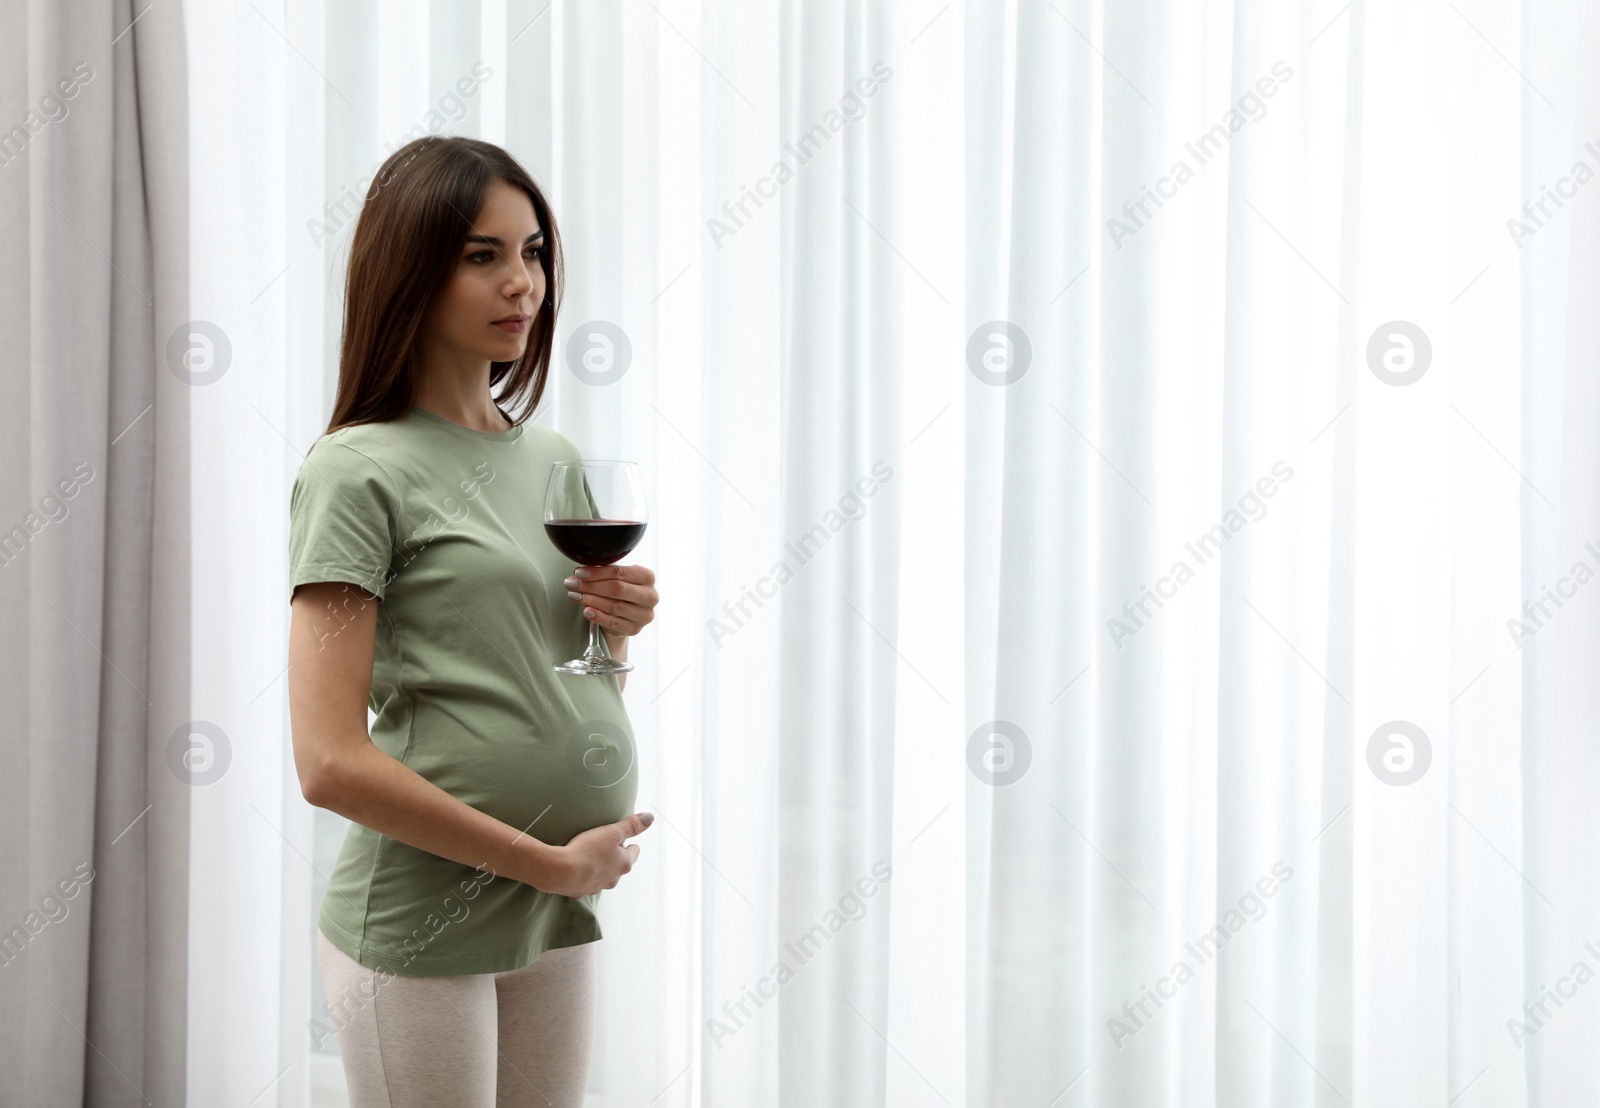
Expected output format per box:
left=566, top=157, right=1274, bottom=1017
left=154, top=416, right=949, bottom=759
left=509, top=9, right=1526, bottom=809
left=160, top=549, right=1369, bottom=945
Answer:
left=287, top=135, right=659, bottom=1107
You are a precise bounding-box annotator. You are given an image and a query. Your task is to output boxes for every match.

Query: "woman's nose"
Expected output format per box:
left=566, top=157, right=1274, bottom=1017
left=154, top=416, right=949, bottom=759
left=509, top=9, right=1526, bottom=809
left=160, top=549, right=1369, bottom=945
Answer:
left=507, top=263, right=534, bottom=296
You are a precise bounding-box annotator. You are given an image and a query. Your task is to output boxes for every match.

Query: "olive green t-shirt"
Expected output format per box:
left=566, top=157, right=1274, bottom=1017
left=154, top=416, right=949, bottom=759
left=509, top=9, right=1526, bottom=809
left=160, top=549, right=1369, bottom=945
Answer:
left=288, top=404, right=637, bottom=977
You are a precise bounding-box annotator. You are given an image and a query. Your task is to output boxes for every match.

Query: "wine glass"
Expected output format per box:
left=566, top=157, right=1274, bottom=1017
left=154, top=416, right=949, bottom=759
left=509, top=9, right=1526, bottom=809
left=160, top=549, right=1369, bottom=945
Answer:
left=543, top=460, right=647, bottom=675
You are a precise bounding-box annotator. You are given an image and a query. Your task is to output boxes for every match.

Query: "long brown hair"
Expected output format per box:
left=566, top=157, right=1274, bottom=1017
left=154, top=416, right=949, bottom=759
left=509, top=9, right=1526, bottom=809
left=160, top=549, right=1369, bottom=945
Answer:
left=326, top=136, right=563, bottom=434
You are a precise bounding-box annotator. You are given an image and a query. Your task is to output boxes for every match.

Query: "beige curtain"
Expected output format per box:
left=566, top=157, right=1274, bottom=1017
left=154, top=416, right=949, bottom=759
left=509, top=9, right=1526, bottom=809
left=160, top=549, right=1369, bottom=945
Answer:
left=0, top=0, right=190, bottom=1104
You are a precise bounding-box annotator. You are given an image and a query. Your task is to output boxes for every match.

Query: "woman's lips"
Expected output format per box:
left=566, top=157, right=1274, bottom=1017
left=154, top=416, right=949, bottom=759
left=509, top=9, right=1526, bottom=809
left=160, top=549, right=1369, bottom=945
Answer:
left=492, top=317, right=529, bottom=333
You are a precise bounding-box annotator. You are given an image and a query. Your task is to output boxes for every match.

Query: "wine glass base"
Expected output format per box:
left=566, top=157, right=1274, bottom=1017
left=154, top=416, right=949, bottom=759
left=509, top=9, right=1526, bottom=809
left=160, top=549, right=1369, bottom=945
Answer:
left=553, top=656, right=635, bottom=676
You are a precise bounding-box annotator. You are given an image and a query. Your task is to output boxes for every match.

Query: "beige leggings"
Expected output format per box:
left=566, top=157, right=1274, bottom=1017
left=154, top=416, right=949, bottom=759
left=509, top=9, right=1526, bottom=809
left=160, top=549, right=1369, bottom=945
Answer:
left=316, top=930, right=597, bottom=1108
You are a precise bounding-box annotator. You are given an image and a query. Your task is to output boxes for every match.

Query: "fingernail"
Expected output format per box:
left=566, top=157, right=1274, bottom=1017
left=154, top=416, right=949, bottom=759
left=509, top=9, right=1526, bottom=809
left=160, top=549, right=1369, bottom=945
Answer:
left=638, top=812, right=654, bottom=828
left=573, top=567, right=591, bottom=578
left=563, top=577, right=579, bottom=588
left=567, top=590, right=582, bottom=601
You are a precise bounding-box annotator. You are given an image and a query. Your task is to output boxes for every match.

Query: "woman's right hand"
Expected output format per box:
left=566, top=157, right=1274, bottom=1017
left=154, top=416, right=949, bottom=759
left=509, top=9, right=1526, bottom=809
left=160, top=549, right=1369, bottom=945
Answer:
left=545, top=812, right=654, bottom=898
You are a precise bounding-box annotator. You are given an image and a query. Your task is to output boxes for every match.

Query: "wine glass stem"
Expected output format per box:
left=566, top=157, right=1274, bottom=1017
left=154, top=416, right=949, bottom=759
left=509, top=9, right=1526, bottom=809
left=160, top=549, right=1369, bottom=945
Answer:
left=584, top=620, right=611, bottom=661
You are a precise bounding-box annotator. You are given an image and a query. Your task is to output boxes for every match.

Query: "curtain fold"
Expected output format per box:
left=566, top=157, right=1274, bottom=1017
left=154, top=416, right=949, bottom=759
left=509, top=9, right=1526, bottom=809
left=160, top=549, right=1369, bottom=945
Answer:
left=0, top=0, right=190, bottom=1105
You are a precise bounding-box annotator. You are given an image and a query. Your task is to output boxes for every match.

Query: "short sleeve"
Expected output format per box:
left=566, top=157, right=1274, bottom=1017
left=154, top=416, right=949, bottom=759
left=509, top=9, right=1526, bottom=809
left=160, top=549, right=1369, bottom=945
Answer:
left=289, top=440, right=399, bottom=604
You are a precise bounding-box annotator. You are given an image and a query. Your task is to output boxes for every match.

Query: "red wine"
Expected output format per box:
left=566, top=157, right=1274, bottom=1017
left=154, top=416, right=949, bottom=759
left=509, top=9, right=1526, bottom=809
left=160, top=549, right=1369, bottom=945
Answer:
left=544, top=519, right=646, bottom=566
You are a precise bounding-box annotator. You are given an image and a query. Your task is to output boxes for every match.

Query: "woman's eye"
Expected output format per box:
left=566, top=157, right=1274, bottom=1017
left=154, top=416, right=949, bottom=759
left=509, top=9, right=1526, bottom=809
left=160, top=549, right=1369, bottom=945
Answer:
left=465, top=247, right=540, bottom=265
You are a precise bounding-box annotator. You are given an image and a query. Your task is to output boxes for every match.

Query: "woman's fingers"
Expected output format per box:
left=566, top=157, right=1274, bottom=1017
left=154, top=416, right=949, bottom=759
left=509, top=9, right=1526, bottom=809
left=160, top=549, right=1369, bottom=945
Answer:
left=565, top=586, right=654, bottom=628
left=591, top=563, right=655, bottom=588
left=581, top=597, right=653, bottom=633
left=562, top=564, right=659, bottom=637
left=565, top=566, right=659, bottom=608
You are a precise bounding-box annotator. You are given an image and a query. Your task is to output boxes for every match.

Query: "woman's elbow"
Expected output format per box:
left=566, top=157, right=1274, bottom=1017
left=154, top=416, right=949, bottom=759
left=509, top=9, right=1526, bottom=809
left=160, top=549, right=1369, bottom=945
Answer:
left=295, top=746, right=345, bottom=809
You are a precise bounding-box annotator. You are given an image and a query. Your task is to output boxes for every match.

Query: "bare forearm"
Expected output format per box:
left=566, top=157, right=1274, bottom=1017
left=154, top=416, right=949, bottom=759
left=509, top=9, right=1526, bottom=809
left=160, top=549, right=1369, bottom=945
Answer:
left=307, top=741, right=566, bottom=892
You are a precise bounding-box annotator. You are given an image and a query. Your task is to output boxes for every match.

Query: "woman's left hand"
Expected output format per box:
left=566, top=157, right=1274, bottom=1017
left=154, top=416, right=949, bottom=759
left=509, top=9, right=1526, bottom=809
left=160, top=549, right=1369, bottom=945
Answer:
left=563, top=564, right=659, bottom=638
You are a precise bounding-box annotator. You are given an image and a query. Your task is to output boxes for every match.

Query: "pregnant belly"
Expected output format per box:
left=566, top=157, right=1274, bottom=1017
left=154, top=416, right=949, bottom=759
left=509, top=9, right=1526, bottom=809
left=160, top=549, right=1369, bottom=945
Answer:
left=413, top=717, right=639, bottom=848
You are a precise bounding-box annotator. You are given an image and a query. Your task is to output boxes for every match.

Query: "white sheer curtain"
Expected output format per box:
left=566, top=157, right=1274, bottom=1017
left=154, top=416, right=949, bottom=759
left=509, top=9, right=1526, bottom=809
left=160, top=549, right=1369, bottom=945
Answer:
left=182, top=1, right=1598, bottom=1105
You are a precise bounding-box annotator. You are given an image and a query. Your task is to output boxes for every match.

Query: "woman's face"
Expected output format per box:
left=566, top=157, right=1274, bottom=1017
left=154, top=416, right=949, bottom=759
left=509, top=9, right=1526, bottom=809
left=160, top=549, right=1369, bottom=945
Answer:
left=424, top=180, right=546, bottom=366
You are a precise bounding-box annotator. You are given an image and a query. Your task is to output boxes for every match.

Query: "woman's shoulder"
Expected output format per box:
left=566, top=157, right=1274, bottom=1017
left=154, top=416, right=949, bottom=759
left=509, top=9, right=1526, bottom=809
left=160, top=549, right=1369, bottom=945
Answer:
left=320, top=415, right=409, bottom=449
left=309, top=416, right=427, bottom=469
left=293, top=422, right=411, bottom=500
